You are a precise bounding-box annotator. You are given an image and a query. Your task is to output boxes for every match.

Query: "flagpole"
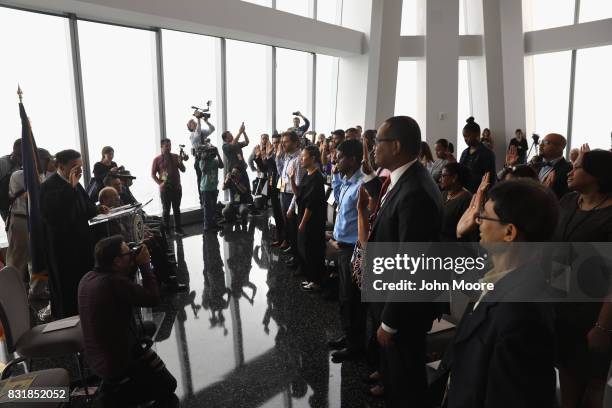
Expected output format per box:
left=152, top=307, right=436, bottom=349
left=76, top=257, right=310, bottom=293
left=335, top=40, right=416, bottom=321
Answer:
left=17, top=84, right=23, bottom=103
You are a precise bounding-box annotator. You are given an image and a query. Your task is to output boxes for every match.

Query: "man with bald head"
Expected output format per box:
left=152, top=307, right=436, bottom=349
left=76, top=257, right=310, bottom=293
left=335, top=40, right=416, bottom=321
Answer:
left=537, top=133, right=572, bottom=199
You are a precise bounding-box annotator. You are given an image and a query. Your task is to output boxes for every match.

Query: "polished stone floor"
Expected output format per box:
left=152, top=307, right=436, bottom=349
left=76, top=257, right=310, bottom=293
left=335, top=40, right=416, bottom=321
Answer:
left=148, top=216, right=385, bottom=408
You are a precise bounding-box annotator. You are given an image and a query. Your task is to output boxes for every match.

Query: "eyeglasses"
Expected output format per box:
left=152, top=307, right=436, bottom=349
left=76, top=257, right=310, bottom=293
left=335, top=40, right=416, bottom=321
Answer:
left=476, top=211, right=506, bottom=224
left=540, top=140, right=555, bottom=146
left=440, top=173, right=452, bottom=178
left=374, top=137, right=395, bottom=145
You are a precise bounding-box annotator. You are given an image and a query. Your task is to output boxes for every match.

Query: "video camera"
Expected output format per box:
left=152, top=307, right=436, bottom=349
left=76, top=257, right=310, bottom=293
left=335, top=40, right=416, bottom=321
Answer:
left=192, top=100, right=212, bottom=120
left=532, top=133, right=540, bottom=145
left=195, top=138, right=218, bottom=161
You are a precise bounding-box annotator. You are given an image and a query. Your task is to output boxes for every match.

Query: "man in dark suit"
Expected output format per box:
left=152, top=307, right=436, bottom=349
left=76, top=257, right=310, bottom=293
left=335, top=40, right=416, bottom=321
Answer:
left=364, top=116, right=443, bottom=407
left=438, top=179, right=559, bottom=407
left=536, top=133, right=572, bottom=199
left=40, top=149, right=108, bottom=318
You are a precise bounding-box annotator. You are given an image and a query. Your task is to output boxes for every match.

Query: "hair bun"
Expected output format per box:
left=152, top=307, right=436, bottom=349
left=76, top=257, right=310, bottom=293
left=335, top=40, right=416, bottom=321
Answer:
left=466, top=116, right=475, bottom=124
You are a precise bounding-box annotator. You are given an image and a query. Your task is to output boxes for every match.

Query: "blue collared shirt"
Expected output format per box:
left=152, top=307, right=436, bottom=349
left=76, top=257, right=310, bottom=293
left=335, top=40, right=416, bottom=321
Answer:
left=332, top=169, right=364, bottom=245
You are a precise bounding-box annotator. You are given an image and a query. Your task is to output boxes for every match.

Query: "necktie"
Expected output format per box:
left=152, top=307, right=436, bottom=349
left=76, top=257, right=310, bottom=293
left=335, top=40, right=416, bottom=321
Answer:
left=367, top=176, right=391, bottom=240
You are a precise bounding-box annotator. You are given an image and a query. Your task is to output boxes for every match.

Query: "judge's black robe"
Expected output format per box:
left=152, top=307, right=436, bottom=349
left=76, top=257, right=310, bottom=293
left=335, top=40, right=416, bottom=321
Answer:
left=40, top=173, right=98, bottom=318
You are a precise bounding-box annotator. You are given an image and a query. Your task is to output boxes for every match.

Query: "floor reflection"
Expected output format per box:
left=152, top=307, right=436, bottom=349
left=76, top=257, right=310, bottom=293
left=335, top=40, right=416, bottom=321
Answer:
left=149, top=216, right=376, bottom=408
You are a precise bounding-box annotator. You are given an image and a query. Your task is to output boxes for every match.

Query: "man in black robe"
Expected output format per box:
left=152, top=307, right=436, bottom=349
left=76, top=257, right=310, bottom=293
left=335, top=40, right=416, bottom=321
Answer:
left=40, top=149, right=108, bottom=318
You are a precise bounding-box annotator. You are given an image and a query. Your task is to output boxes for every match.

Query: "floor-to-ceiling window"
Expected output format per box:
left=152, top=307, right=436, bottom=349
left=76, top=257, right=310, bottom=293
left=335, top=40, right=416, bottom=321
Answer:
left=524, top=51, right=572, bottom=145
left=276, top=0, right=310, bottom=17
left=162, top=29, right=221, bottom=209
left=226, top=40, right=271, bottom=180
left=571, top=45, right=612, bottom=150
left=522, top=0, right=576, bottom=31
left=78, top=21, right=162, bottom=214
left=276, top=47, right=312, bottom=135
left=394, top=60, right=426, bottom=136
left=317, top=0, right=341, bottom=24
left=0, top=7, right=80, bottom=244
left=315, top=54, right=338, bottom=134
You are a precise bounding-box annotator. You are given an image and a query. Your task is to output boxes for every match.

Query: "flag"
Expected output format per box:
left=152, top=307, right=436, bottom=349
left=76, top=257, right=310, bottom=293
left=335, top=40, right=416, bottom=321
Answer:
left=19, top=102, right=46, bottom=277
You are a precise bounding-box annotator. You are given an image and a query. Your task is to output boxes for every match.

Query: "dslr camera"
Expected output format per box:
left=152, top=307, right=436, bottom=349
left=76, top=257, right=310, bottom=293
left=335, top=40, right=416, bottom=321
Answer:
left=532, top=133, right=540, bottom=145
left=192, top=100, right=212, bottom=120
left=179, top=144, right=189, bottom=162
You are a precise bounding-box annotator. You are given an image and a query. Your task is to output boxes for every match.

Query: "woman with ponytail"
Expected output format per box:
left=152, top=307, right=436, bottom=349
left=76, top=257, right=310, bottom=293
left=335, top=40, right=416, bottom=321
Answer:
left=459, top=116, right=496, bottom=193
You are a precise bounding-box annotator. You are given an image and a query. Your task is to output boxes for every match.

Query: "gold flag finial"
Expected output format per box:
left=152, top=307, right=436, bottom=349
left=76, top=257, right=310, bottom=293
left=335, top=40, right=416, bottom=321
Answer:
left=17, top=85, right=23, bottom=103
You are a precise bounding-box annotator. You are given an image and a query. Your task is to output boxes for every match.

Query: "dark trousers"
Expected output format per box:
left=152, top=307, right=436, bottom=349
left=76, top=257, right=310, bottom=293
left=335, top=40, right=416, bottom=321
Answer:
left=202, top=190, right=218, bottom=229
left=160, top=187, right=182, bottom=230
left=380, top=332, right=428, bottom=408
left=280, top=192, right=297, bottom=255
left=338, top=245, right=366, bottom=351
left=269, top=186, right=283, bottom=241
left=99, top=363, right=177, bottom=407
left=194, top=161, right=203, bottom=204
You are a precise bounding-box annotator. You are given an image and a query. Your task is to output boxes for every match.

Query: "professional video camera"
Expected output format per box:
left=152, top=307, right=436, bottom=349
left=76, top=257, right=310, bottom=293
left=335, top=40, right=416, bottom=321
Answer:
left=192, top=100, right=212, bottom=120
left=195, top=138, right=218, bottom=161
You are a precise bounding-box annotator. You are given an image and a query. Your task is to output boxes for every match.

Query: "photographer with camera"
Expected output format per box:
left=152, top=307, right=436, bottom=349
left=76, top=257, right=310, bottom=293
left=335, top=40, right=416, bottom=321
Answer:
left=222, top=165, right=251, bottom=223
left=78, top=235, right=177, bottom=407
left=289, top=111, right=311, bottom=148
left=222, top=122, right=251, bottom=198
left=151, top=138, right=186, bottom=236
left=199, top=138, right=224, bottom=232
left=188, top=105, right=215, bottom=205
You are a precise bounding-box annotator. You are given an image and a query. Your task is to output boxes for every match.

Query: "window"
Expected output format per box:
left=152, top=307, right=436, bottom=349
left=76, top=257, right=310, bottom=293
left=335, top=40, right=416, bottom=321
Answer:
left=524, top=51, right=572, bottom=143
left=0, top=7, right=79, bottom=244
left=276, top=0, right=310, bottom=18
left=579, top=0, right=612, bottom=24
left=457, top=60, right=472, bottom=156
left=315, top=54, right=338, bottom=134
left=0, top=7, right=79, bottom=158
left=78, top=21, right=162, bottom=214
left=522, top=0, right=576, bottom=31
left=401, top=0, right=425, bottom=35
left=276, top=47, right=312, bottom=134
left=226, top=40, right=271, bottom=180
left=317, top=0, right=340, bottom=24
left=162, top=29, right=221, bottom=209
left=394, top=60, right=426, bottom=135
left=460, top=0, right=484, bottom=35
left=241, top=0, right=272, bottom=7
left=571, top=45, right=612, bottom=150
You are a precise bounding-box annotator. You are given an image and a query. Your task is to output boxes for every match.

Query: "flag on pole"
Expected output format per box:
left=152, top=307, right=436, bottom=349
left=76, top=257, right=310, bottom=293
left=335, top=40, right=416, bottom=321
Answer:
left=18, top=89, right=46, bottom=277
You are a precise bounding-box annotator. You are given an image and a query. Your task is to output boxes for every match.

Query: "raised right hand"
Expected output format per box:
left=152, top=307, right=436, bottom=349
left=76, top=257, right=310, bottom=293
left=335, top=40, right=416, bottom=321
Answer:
left=361, top=141, right=373, bottom=175
left=69, top=166, right=82, bottom=188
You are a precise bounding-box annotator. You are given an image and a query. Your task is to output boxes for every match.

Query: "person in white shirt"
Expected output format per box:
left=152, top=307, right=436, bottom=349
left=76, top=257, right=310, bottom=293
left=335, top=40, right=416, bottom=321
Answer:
left=188, top=115, right=215, bottom=205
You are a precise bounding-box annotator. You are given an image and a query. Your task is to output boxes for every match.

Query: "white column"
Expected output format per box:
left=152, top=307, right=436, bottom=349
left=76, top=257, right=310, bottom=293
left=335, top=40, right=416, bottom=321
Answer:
left=482, top=0, right=525, bottom=168
left=425, top=0, right=460, bottom=146
left=363, top=0, right=403, bottom=129
left=336, top=0, right=402, bottom=130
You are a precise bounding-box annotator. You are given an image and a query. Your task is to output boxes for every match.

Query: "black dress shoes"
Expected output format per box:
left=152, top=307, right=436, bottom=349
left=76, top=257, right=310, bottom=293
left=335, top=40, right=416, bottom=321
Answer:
left=331, top=348, right=363, bottom=363
left=327, top=335, right=347, bottom=350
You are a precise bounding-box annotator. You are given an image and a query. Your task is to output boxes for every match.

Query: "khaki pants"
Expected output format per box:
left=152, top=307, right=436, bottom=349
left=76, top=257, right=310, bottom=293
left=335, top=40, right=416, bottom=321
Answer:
left=7, top=214, right=29, bottom=283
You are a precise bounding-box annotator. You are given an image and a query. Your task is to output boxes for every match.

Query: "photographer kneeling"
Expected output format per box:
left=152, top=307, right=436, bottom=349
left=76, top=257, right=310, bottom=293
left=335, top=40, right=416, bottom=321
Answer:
left=78, top=236, right=177, bottom=407
left=222, top=165, right=251, bottom=223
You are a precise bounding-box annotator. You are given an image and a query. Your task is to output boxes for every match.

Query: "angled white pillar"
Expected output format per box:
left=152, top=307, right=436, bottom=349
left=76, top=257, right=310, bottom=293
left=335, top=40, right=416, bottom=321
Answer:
left=336, top=0, right=402, bottom=129
left=425, top=0, right=460, bottom=145
left=363, top=0, right=403, bottom=129
left=482, top=0, right=525, bottom=168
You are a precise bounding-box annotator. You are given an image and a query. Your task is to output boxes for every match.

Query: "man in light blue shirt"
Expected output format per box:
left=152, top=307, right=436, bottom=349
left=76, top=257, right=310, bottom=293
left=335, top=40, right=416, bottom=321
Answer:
left=327, top=139, right=367, bottom=362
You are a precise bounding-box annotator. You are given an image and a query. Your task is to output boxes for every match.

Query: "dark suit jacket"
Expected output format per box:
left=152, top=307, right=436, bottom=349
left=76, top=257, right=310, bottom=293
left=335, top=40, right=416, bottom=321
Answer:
left=550, top=157, right=572, bottom=199
left=40, top=173, right=99, bottom=318
left=439, top=265, right=556, bottom=408
left=365, top=160, right=443, bottom=333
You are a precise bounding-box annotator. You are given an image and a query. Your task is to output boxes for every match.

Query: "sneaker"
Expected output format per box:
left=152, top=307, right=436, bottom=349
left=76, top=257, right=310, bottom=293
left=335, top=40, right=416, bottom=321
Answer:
left=301, top=282, right=320, bottom=292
